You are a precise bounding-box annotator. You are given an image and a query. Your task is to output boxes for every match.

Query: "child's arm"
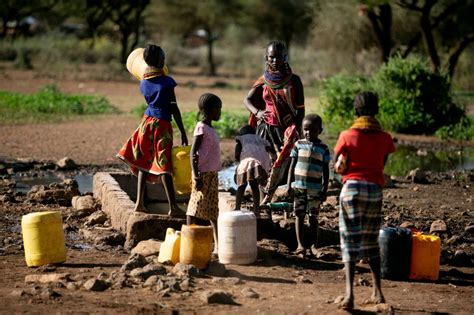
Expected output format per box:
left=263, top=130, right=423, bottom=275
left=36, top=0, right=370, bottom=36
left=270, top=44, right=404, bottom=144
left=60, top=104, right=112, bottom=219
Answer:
left=191, top=134, right=203, bottom=190
left=321, top=161, right=329, bottom=202
left=235, top=140, right=242, bottom=162
left=170, top=90, right=188, bottom=146
left=285, top=156, right=297, bottom=196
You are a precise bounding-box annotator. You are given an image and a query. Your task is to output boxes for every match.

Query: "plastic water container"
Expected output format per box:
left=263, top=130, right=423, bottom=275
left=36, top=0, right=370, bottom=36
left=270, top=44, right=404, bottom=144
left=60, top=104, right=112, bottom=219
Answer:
left=179, top=224, right=213, bottom=269
left=218, top=210, right=257, bottom=265
left=157, top=228, right=181, bottom=265
left=171, top=146, right=192, bottom=195
left=409, top=232, right=441, bottom=281
left=126, top=47, right=169, bottom=80
left=379, top=227, right=412, bottom=280
left=21, top=211, right=67, bottom=267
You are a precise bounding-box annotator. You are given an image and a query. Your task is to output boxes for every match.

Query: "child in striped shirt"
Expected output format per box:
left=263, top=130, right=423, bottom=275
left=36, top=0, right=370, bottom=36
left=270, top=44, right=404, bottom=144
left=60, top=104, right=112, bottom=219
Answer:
left=286, top=114, right=330, bottom=257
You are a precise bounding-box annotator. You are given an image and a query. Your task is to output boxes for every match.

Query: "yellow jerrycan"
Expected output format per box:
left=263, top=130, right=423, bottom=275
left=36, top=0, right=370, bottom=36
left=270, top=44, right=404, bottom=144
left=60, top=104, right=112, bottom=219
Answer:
left=179, top=224, right=213, bottom=269
left=21, top=211, right=67, bottom=267
left=157, top=228, right=181, bottom=265
left=409, top=232, right=441, bottom=281
left=171, top=145, right=192, bottom=195
left=126, top=47, right=168, bottom=80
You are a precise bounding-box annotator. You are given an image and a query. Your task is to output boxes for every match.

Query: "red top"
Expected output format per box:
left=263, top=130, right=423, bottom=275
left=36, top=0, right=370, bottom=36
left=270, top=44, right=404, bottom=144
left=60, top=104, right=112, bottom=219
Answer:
left=334, top=128, right=395, bottom=187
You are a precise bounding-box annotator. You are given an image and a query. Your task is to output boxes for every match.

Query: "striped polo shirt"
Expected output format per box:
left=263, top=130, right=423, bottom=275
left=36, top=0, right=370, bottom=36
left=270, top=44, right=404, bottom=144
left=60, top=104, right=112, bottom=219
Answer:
left=290, top=139, right=331, bottom=192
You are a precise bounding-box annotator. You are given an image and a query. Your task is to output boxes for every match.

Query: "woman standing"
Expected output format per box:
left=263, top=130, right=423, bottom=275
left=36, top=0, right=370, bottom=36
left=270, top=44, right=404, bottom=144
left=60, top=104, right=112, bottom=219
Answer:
left=244, top=41, right=305, bottom=205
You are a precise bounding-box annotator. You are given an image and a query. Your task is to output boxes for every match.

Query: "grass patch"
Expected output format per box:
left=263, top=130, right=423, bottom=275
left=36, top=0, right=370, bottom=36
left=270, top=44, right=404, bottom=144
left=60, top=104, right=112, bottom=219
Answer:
left=0, top=84, right=118, bottom=124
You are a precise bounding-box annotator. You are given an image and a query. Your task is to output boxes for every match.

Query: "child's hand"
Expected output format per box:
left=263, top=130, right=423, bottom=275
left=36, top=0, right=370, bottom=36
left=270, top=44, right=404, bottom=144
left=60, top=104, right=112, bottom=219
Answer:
left=181, top=133, right=188, bottom=146
left=193, top=175, right=203, bottom=190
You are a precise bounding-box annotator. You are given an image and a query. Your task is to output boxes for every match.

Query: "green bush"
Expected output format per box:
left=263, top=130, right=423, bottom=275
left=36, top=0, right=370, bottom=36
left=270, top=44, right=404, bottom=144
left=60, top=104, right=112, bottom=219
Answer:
left=132, top=105, right=248, bottom=138
left=318, top=74, right=369, bottom=132
left=373, top=56, right=464, bottom=134
left=318, top=56, right=467, bottom=137
left=435, top=116, right=474, bottom=141
left=0, top=84, right=117, bottom=124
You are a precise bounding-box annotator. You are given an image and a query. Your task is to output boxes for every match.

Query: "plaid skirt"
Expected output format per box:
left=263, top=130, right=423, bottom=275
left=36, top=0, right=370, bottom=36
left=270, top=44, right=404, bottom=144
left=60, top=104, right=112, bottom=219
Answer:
left=186, top=171, right=219, bottom=221
left=339, top=180, right=383, bottom=262
left=117, top=115, right=173, bottom=183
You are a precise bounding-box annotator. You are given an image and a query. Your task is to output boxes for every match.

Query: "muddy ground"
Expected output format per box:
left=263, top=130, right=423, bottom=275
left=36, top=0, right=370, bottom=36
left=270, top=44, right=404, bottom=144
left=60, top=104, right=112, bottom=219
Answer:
left=0, top=67, right=473, bottom=314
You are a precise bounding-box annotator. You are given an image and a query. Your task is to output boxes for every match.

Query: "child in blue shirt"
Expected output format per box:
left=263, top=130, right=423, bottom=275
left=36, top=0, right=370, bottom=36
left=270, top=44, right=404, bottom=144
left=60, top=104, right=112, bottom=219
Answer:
left=286, top=114, right=330, bottom=257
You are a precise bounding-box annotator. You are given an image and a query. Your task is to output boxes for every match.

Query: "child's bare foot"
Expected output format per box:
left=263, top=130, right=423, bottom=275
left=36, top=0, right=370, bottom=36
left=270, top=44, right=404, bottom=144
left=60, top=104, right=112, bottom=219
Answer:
left=362, top=294, right=385, bottom=305
left=134, top=204, right=147, bottom=213
left=294, top=246, right=306, bottom=256
left=168, top=205, right=184, bottom=216
left=335, top=295, right=354, bottom=310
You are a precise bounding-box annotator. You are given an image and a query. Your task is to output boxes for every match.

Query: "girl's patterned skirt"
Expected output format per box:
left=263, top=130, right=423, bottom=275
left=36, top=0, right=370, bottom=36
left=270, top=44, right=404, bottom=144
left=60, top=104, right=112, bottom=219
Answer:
left=186, top=171, right=219, bottom=221
left=117, top=115, right=173, bottom=183
left=339, top=180, right=383, bottom=263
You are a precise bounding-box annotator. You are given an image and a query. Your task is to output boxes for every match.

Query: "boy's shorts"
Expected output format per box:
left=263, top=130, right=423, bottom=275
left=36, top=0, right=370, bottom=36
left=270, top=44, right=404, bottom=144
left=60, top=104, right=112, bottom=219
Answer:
left=293, top=188, right=321, bottom=217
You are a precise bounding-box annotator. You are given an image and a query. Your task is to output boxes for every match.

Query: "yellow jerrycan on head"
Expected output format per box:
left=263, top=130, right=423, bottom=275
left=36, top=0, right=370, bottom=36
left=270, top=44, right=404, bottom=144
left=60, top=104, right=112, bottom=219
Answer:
left=126, top=47, right=169, bottom=80
left=157, top=228, right=181, bottom=265
left=21, top=211, right=67, bottom=267
left=171, top=145, right=192, bottom=195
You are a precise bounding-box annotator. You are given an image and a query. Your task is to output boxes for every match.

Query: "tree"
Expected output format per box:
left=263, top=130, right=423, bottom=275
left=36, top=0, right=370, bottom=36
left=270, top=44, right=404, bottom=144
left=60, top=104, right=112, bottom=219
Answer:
left=358, top=2, right=392, bottom=62
left=0, top=0, right=59, bottom=39
left=397, top=0, right=473, bottom=78
left=155, top=0, right=240, bottom=76
left=108, top=0, right=150, bottom=64
left=239, top=0, right=316, bottom=53
left=360, top=0, right=473, bottom=79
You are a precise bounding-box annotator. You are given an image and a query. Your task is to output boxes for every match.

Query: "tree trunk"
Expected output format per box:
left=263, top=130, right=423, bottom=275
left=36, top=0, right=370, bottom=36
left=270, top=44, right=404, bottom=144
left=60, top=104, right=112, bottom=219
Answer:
left=120, top=30, right=130, bottom=65
left=447, top=35, right=474, bottom=80
left=420, top=1, right=441, bottom=73
left=367, top=4, right=392, bottom=63
left=206, top=32, right=216, bottom=76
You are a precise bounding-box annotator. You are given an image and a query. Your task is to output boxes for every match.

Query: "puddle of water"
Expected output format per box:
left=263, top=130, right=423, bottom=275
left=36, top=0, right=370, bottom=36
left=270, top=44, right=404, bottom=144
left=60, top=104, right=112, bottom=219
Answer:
left=13, top=173, right=93, bottom=194
left=385, top=146, right=474, bottom=176
left=217, top=145, right=474, bottom=190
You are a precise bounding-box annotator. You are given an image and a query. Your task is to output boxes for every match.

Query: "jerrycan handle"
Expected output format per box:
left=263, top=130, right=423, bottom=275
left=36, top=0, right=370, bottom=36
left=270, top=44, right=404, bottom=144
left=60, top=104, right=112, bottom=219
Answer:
left=166, top=228, right=176, bottom=237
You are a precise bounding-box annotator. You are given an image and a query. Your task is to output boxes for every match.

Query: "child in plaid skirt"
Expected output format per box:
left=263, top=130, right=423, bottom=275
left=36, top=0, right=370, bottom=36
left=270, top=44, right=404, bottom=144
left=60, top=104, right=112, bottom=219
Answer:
left=334, top=91, right=395, bottom=310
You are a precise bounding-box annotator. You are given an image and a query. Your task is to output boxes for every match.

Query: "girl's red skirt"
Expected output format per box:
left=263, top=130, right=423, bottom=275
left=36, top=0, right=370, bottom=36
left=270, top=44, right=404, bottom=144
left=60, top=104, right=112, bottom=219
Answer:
left=117, top=115, right=173, bottom=183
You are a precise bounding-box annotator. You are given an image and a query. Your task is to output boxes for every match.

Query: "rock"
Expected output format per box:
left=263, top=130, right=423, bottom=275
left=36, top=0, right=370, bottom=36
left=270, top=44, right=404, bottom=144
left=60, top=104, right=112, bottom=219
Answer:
left=201, top=290, right=237, bottom=305
left=179, top=278, right=191, bottom=291
left=143, top=275, right=159, bottom=287
left=27, top=180, right=79, bottom=206
left=363, top=303, right=394, bottom=313
left=451, top=250, right=472, bottom=267
left=313, top=245, right=341, bottom=261
left=65, top=282, right=79, bottom=290
left=406, top=168, right=429, bottom=184
left=430, top=220, right=448, bottom=234
left=71, top=195, right=96, bottom=214
left=295, top=276, right=313, bottom=284
left=95, top=232, right=125, bottom=247
left=130, top=263, right=166, bottom=280
left=121, top=253, right=148, bottom=272
left=465, top=225, right=474, bottom=234
left=56, top=157, right=77, bottom=170
left=86, top=211, right=107, bottom=226
left=446, top=235, right=464, bottom=245
left=172, top=263, right=201, bottom=278
left=0, top=194, right=15, bottom=203
left=25, top=273, right=70, bottom=283
left=400, top=221, right=416, bottom=229
left=241, top=287, right=259, bottom=298
left=131, top=239, right=162, bottom=257
left=205, top=261, right=226, bottom=277
left=83, top=278, right=110, bottom=291
left=383, top=174, right=394, bottom=188
left=40, top=288, right=61, bottom=300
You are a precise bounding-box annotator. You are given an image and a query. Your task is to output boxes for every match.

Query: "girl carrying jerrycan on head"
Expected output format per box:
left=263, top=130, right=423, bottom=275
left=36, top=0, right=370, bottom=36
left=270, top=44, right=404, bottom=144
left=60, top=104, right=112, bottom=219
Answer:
left=186, top=93, right=223, bottom=256
left=117, top=44, right=188, bottom=216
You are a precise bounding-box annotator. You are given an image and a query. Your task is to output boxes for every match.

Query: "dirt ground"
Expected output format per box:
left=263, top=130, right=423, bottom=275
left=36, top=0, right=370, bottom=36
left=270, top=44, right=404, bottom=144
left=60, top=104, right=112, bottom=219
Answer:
left=0, top=67, right=473, bottom=314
